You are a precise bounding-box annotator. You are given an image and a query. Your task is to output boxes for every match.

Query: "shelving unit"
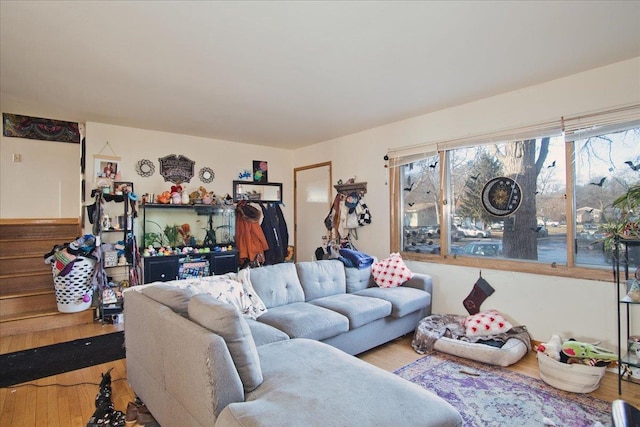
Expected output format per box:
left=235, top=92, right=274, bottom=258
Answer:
left=96, top=193, right=132, bottom=323
left=614, top=236, right=640, bottom=394
left=141, top=202, right=238, bottom=283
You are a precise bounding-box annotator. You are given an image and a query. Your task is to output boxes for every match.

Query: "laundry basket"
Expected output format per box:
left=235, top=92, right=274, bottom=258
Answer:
left=52, top=256, right=96, bottom=313
left=537, top=351, right=606, bottom=393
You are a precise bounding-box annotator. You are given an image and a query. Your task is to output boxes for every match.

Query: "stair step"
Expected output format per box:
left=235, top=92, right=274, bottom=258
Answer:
left=0, top=291, right=57, bottom=316
left=0, top=219, right=87, bottom=337
left=0, top=289, right=53, bottom=300
left=0, top=308, right=96, bottom=337
left=0, top=271, right=54, bottom=296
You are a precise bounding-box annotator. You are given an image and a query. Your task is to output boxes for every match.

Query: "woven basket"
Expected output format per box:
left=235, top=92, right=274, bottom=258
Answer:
left=52, top=257, right=96, bottom=313
left=537, top=351, right=606, bottom=393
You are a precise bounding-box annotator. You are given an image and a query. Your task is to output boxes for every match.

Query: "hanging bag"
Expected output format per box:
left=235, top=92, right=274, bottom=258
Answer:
left=324, top=194, right=341, bottom=230
left=356, top=201, right=372, bottom=226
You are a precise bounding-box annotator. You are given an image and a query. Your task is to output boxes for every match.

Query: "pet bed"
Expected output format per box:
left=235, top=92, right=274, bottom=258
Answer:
left=412, top=313, right=531, bottom=367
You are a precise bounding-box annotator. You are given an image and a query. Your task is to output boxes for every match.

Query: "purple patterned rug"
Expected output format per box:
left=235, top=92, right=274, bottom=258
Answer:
left=394, top=352, right=611, bottom=427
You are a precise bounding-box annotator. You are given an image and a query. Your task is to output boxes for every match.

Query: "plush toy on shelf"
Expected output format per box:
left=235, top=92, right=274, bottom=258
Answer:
left=157, top=191, right=171, bottom=204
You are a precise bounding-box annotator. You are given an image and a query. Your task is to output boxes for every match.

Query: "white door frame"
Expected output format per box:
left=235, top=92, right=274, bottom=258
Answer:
left=293, top=161, right=332, bottom=262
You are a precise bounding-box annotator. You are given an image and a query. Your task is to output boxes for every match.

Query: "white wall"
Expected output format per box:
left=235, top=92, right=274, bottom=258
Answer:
left=84, top=122, right=294, bottom=243
left=0, top=120, right=81, bottom=219
left=293, top=57, right=640, bottom=348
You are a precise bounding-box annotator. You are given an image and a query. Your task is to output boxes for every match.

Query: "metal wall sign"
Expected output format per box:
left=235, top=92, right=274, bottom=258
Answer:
left=158, top=154, right=195, bottom=184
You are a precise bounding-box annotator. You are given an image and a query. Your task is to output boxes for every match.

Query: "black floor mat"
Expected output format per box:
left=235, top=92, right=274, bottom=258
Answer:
left=0, top=331, right=125, bottom=387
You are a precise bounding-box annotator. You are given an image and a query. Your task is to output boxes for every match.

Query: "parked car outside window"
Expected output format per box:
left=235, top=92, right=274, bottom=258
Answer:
left=458, top=241, right=503, bottom=257
left=457, top=225, right=491, bottom=238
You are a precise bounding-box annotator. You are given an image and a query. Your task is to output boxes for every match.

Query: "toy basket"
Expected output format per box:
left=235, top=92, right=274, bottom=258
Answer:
left=537, top=351, right=606, bottom=393
left=52, top=256, right=96, bottom=313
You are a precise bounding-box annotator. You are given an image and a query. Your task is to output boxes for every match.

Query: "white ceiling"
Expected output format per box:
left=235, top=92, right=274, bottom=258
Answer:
left=1, top=1, right=639, bottom=150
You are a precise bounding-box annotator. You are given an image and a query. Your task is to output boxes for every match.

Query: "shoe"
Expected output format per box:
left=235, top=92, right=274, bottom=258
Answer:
left=124, top=400, right=155, bottom=426
left=135, top=403, right=155, bottom=425
left=125, top=401, right=137, bottom=425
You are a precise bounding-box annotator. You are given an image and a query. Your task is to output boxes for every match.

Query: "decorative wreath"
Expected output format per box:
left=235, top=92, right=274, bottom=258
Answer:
left=136, top=159, right=155, bottom=177
left=199, top=167, right=215, bottom=183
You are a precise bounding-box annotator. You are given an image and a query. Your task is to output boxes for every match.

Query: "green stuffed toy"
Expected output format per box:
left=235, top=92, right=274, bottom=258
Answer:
left=561, top=341, right=617, bottom=361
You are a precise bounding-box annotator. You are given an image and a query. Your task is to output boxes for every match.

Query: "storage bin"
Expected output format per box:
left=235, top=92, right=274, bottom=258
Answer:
left=537, top=351, right=606, bottom=393
left=52, top=256, right=96, bottom=313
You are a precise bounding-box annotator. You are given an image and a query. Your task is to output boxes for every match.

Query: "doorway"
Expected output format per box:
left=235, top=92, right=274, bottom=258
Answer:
left=294, top=162, right=332, bottom=262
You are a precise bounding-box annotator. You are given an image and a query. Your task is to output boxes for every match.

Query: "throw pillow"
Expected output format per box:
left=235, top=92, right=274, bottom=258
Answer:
left=371, top=253, right=413, bottom=288
left=188, top=294, right=263, bottom=392
left=140, top=284, right=194, bottom=316
left=463, top=310, right=513, bottom=337
left=236, top=269, right=268, bottom=319
left=184, top=275, right=259, bottom=319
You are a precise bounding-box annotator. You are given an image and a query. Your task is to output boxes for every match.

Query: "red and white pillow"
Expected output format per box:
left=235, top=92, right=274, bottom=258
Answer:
left=371, top=253, right=414, bottom=288
left=463, top=310, right=512, bottom=337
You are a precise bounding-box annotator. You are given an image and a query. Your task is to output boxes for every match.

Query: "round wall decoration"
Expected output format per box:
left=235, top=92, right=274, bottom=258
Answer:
left=199, top=167, right=215, bottom=183
left=481, top=176, right=522, bottom=217
left=136, top=159, right=155, bottom=177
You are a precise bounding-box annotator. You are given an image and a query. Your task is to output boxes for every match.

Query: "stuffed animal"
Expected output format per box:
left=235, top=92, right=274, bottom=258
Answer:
left=561, top=341, right=617, bottom=361
left=536, top=334, right=563, bottom=361
left=157, top=191, right=171, bottom=204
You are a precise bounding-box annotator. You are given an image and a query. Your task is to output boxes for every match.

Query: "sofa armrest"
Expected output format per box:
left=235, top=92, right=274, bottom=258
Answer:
left=401, top=273, right=433, bottom=295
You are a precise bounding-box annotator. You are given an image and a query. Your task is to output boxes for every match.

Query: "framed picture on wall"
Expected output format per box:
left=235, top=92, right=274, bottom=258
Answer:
left=94, top=155, right=121, bottom=181
left=253, top=160, right=268, bottom=182
left=113, top=181, right=134, bottom=195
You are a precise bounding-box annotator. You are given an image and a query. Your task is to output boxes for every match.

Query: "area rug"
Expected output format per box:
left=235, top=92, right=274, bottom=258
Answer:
left=0, top=331, right=125, bottom=388
left=394, top=352, right=611, bottom=427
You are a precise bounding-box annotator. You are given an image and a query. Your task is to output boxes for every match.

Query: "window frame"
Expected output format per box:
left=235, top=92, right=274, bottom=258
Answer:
left=390, top=107, right=640, bottom=282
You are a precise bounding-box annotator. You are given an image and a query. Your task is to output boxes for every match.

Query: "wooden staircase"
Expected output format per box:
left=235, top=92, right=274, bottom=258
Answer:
left=0, top=219, right=95, bottom=337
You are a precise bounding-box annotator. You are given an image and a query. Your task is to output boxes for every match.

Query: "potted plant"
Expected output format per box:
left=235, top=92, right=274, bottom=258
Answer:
left=601, top=184, right=640, bottom=255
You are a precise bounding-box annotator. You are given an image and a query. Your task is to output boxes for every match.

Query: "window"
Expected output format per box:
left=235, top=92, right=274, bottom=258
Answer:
left=573, top=127, right=640, bottom=267
left=393, top=106, right=640, bottom=279
left=450, top=136, right=567, bottom=264
left=402, top=155, right=441, bottom=255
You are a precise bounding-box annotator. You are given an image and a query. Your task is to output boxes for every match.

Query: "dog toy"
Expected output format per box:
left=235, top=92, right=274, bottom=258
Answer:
left=561, top=341, right=617, bottom=361
left=536, top=334, right=563, bottom=361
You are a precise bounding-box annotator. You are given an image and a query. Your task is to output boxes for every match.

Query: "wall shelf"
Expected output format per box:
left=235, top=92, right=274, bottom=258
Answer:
left=334, top=182, right=367, bottom=196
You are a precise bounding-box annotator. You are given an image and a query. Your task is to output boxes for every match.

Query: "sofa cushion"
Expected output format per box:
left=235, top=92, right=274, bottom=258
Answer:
left=296, top=260, right=346, bottom=301
left=140, top=284, right=194, bottom=316
left=345, top=265, right=375, bottom=293
left=257, top=302, right=349, bottom=341
left=188, top=294, right=263, bottom=392
left=245, top=318, right=290, bottom=346
left=249, top=263, right=305, bottom=308
left=310, top=294, right=392, bottom=329
left=354, top=286, right=431, bottom=318
left=217, top=339, right=463, bottom=427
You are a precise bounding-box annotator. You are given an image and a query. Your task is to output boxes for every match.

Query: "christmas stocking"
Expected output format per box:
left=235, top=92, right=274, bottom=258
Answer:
left=463, top=275, right=495, bottom=315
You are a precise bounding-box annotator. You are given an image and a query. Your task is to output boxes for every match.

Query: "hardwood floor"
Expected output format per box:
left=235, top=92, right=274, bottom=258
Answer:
left=360, top=335, right=640, bottom=409
left=1, top=324, right=639, bottom=426
left=0, top=323, right=134, bottom=427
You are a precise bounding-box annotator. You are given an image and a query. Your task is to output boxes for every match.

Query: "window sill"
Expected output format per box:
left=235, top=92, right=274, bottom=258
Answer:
left=401, top=251, right=613, bottom=282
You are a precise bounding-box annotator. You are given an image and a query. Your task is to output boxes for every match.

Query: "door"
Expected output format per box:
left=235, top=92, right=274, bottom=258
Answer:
left=294, top=162, right=332, bottom=262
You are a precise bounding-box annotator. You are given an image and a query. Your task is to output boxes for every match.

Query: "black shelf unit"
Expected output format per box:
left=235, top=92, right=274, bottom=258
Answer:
left=142, top=250, right=238, bottom=284
left=614, top=236, right=640, bottom=394
left=97, top=193, right=131, bottom=323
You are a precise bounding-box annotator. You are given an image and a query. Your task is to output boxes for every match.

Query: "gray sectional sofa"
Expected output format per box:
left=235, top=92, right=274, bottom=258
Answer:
left=124, top=259, right=463, bottom=426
